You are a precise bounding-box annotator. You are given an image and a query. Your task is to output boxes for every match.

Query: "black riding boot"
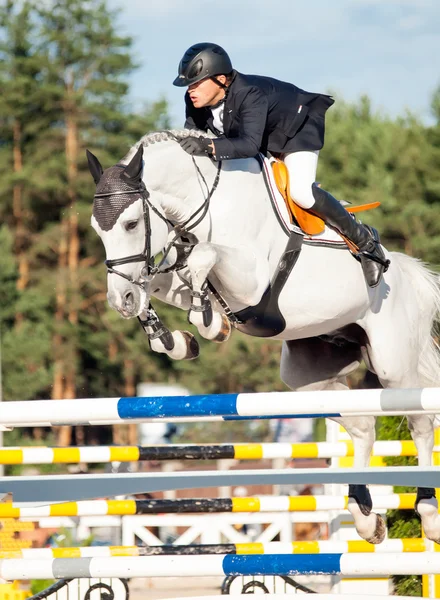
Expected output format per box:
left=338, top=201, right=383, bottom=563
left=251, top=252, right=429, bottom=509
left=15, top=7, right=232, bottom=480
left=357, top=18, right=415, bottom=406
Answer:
left=310, top=183, right=390, bottom=287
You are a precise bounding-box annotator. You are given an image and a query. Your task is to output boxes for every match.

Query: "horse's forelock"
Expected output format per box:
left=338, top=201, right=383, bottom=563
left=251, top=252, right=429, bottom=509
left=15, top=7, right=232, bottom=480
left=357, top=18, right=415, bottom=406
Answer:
left=93, top=165, right=142, bottom=232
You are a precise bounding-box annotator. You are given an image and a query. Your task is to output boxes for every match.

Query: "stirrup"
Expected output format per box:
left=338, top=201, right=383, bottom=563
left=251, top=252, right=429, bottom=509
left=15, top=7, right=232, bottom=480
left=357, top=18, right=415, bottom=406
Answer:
left=357, top=226, right=390, bottom=271
left=358, top=247, right=390, bottom=270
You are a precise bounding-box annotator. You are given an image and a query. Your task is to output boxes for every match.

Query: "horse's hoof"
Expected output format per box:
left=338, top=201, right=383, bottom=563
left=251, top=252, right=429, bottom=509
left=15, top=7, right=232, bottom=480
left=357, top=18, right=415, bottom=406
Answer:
left=212, top=314, right=231, bottom=343
left=429, top=537, right=440, bottom=545
left=365, top=514, right=386, bottom=544
left=416, top=496, right=440, bottom=542
left=181, top=331, right=200, bottom=359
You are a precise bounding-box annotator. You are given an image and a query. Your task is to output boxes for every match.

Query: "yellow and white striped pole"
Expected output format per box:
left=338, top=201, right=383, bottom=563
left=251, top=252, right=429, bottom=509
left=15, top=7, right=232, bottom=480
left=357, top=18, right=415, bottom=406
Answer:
left=0, top=493, right=417, bottom=518
left=0, top=440, right=430, bottom=464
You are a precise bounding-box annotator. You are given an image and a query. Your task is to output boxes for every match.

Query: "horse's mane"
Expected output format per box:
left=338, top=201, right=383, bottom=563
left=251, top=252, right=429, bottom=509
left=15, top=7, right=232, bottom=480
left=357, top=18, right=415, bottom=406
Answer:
left=122, top=129, right=213, bottom=163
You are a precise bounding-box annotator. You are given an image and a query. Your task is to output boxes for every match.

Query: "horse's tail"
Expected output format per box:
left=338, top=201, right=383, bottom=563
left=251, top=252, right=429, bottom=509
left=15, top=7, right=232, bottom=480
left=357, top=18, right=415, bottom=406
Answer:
left=393, top=252, right=440, bottom=386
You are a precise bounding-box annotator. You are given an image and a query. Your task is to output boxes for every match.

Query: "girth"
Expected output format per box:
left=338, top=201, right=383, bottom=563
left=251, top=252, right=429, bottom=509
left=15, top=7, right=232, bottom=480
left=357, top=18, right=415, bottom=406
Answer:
left=232, top=230, right=303, bottom=337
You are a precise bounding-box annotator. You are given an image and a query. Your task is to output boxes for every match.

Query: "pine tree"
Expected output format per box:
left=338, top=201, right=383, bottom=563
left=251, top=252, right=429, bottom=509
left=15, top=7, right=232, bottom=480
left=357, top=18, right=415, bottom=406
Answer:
left=0, top=1, right=57, bottom=309
left=33, top=1, right=133, bottom=424
left=0, top=2, right=59, bottom=407
left=0, top=1, right=169, bottom=442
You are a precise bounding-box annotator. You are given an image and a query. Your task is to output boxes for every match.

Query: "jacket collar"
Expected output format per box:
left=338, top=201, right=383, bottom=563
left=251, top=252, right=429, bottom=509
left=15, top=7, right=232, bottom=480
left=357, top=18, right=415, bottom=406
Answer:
left=221, top=71, right=238, bottom=133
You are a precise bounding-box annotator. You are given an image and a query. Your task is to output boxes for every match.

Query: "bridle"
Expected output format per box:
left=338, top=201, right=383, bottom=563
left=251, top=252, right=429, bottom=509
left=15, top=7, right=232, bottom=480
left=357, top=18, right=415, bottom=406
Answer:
left=93, top=157, right=222, bottom=291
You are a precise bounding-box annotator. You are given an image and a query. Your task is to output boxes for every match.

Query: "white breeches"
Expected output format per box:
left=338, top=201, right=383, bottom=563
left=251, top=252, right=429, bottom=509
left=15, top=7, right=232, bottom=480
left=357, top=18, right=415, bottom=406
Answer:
left=284, top=150, right=319, bottom=209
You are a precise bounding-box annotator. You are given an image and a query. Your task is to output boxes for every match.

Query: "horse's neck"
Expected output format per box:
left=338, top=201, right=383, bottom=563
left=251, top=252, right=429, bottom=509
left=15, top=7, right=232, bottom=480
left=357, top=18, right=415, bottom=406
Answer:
left=142, top=142, right=216, bottom=226
left=140, top=142, right=281, bottom=255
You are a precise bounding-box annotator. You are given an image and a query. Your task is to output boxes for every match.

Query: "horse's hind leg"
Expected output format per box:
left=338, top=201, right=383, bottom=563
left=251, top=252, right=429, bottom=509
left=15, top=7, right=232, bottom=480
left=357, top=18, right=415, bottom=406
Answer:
left=332, top=412, right=385, bottom=543
left=358, top=374, right=440, bottom=541
left=280, top=337, right=385, bottom=544
left=334, top=371, right=385, bottom=543
left=328, top=389, right=385, bottom=544
left=406, top=414, right=440, bottom=542
left=361, top=273, right=440, bottom=543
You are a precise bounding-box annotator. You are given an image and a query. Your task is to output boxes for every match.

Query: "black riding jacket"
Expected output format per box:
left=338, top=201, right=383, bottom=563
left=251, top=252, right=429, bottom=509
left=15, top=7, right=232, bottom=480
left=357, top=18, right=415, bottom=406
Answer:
left=184, top=70, right=334, bottom=160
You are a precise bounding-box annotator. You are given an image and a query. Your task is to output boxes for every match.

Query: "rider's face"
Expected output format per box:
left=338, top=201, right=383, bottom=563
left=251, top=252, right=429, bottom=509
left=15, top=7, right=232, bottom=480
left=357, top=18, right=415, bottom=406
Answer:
left=187, top=76, right=227, bottom=108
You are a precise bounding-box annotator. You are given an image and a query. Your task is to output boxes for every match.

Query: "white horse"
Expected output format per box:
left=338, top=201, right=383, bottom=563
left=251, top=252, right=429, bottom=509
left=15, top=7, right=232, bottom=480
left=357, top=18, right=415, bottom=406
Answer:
left=87, top=129, right=440, bottom=545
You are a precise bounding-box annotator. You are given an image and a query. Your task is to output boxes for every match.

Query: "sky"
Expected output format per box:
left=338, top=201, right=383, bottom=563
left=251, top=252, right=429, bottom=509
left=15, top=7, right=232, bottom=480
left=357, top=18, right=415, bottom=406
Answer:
left=108, top=0, right=440, bottom=127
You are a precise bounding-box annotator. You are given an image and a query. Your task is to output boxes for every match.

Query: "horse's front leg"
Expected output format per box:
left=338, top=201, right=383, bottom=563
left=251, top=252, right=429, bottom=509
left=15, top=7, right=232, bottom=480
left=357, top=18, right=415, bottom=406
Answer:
left=332, top=414, right=386, bottom=544
left=138, top=304, right=199, bottom=360
left=186, top=242, right=267, bottom=342
left=407, top=414, right=440, bottom=543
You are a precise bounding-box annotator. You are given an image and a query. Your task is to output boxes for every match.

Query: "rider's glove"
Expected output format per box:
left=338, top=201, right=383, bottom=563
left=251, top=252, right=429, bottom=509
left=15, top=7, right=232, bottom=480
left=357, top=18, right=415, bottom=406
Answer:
left=179, top=136, right=213, bottom=156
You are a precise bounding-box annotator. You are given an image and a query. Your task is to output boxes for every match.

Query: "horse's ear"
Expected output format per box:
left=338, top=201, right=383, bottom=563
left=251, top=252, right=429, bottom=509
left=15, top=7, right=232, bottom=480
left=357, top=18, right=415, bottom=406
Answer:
left=86, top=150, right=104, bottom=184
left=122, top=145, right=144, bottom=183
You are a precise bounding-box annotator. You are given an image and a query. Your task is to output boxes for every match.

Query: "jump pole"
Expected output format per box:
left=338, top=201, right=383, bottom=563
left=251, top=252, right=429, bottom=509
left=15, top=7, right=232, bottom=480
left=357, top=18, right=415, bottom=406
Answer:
left=0, top=440, right=428, bottom=464
left=0, top=493, right=417, bottom=518
left=1, top=466, right=440, bottom=502
left=2, top=388, right=440, bottom=428
left=2, top=553, right=440, bottom=579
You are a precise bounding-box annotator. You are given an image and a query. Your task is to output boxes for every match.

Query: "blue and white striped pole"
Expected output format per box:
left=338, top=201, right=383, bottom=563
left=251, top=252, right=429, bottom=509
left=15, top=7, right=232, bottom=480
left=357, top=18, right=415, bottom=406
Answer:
left=1, top=388, right=440, bottom=427
left=1, top=553, right=440, bottom=579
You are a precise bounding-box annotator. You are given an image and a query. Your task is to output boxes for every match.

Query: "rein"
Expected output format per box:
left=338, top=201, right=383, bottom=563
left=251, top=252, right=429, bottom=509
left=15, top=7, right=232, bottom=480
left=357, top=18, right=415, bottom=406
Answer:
left=94, top=153, right=222, bottom=290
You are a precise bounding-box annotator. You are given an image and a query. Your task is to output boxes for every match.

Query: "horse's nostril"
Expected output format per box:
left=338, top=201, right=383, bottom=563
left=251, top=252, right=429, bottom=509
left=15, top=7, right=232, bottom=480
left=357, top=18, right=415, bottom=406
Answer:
left=123, top=291, right=134, bottom=310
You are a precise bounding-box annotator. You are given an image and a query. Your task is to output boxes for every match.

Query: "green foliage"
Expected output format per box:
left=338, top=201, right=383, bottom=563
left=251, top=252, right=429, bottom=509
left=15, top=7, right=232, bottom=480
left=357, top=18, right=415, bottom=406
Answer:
left=30, top=580, right=56, bottom=595
left=314, top=418, right=327, bottom=442
left=0, top=226, right=18, bottom=322
left=431, top=85, right=440, bottom=125
left=390, top=575, right=422, bottom=598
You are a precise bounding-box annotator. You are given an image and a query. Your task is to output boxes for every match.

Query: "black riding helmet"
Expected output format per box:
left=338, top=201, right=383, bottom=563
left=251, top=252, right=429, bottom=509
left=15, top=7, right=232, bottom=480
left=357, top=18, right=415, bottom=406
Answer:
left=173, top=42, right=233, bottom=87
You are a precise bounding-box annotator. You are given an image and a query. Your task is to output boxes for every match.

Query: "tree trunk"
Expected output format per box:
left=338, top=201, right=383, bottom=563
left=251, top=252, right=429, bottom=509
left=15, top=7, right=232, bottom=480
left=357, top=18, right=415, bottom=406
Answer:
left=66, top=102, right=79, bottom=326
left=56, top=84, right=80, bottom=447
left=12, top=119, right=28, bottom=324
left=53, top=217, right=69, bottom=445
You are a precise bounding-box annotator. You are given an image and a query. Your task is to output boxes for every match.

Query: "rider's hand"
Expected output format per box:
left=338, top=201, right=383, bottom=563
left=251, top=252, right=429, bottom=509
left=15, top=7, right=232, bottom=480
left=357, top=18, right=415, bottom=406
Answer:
left=179, top=136, right=213, bottom=156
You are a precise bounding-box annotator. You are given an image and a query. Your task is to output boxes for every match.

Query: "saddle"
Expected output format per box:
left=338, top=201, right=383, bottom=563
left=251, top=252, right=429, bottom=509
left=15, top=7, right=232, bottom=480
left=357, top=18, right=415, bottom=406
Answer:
left=271, top=159, right=380, bottom=236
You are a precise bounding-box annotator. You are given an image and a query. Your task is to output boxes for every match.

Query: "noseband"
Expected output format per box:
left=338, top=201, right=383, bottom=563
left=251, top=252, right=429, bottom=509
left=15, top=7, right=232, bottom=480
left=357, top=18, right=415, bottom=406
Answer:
left=93, top=158, right=222, bottom=291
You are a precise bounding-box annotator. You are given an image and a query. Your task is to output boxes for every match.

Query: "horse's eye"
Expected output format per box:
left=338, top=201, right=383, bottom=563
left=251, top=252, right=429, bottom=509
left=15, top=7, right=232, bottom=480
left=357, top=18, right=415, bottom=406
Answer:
left=125, top=220, right=138, bottom=231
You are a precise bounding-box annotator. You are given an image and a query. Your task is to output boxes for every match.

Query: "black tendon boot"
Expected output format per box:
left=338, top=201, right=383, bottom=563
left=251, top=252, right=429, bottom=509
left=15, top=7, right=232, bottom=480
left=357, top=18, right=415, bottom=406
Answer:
left=310, top=183, right=390, bottom=287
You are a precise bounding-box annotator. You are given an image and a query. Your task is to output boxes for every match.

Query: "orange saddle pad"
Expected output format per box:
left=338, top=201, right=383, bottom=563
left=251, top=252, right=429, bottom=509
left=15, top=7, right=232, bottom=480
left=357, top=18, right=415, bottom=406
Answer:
left=271, top=160, right=380, bottom=237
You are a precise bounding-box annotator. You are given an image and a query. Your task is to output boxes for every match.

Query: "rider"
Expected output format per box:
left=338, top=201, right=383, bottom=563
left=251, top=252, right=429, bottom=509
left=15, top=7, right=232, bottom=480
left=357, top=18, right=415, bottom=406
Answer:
left=173, top=42, right=389, bottom=288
